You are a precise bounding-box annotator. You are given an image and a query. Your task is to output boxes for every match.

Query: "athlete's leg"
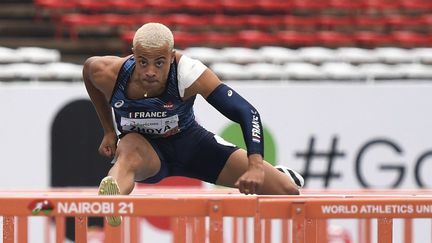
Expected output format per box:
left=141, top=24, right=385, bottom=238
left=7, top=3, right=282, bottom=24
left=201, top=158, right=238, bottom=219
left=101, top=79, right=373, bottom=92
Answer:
left=108, top=133, right=161, bottom=194
left=98, top=133, right=161, bottom=226
left=215, top=149, right=301, bottom=195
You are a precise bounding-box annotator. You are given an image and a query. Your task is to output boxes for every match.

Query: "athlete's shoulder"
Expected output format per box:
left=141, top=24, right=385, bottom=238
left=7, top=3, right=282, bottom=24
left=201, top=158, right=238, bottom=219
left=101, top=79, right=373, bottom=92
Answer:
left=84, top=55, right=130, bottom=84
left=84, top=55, right=129, bottom=75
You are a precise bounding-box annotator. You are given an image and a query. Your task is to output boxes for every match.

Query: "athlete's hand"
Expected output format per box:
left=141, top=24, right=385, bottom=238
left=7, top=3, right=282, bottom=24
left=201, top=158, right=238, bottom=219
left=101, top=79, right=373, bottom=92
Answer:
left=235, top=154, right=265, bottom=195
left=98, top=132, right=117, bottom=158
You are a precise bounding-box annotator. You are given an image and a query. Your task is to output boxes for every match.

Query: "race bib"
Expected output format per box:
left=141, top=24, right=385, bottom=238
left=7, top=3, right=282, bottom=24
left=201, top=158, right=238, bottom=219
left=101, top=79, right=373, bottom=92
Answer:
left=120, top=115, right=179, bottom=135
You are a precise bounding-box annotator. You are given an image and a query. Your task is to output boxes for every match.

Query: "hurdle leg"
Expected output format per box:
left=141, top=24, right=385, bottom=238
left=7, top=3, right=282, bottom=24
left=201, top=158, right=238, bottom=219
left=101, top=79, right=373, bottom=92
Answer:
left=75, top=216, right=88, bottom=243
left=232, top=217, right=239, bottom=243
left=104, top=220, right=123, bottom=243
left=129, top=217, right=140, bottom=243
left=305, top=219, right=317, bottom=243
left=292, top=203, right=306, bottom=243
left=404, top=218, right=412, bottom=243
left=243, top=218, right=248, bottom=243
left=192, top=217, right=205, bottom=243
left=3, top=216, right=14, bottom=243
left=263, top=219, right=271, bottom=243
left=55, top=216, right=66, bottom=243
left=209, top=200, right=223, bottom=243
left=377, top=218, right=393, bottom=243
left=317, top=219, right=327, bottom=243
left=172, top=217, right=187, bottom=243
left=358, top=219, right=371, bottom=243
left=254, top=214, right=262, bottom=243
left=17, top=216, right=28, bottom=243
left=281, top=219, right=289, bottom=243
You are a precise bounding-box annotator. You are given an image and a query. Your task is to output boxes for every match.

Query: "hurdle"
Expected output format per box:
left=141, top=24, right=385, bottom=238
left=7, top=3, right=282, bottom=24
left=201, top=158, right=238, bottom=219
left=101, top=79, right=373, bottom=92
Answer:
left=1, top=188, right=432, bottom=243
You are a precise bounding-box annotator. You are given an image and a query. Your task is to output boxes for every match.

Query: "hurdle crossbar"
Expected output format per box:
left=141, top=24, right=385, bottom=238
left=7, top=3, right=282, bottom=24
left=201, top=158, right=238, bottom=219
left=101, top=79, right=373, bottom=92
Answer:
left=1, top=188, right=432, bottom=243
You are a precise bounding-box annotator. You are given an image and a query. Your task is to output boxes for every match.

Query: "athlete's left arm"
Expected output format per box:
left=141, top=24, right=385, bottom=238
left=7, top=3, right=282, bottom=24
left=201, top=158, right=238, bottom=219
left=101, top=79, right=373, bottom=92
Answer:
left=186, top=67, right=265, bottom=194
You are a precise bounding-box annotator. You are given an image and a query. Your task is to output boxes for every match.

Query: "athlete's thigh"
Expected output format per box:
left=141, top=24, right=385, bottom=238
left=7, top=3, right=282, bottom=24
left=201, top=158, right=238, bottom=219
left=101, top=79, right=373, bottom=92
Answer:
left=216, top=149, right=295, bottom=194
left=115, top=133, right=161, bottom=180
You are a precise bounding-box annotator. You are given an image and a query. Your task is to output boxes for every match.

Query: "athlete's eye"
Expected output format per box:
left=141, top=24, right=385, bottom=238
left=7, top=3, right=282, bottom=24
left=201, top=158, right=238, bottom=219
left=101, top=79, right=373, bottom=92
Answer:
left=139, top=59, right=148, bottom=66
left=155, top=61, right=165, bottom=67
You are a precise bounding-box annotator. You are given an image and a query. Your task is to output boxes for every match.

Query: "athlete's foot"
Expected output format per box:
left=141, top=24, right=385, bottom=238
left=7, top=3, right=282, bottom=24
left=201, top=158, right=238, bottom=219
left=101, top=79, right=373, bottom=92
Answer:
left=274, top=165, right=304, bottom=188
left=98, top=176, right=122, bottom=226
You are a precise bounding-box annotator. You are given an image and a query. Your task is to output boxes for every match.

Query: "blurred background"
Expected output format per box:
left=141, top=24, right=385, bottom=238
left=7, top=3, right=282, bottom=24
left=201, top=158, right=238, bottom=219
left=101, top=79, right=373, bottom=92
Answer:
left=1, top=0, right=432, bottom=242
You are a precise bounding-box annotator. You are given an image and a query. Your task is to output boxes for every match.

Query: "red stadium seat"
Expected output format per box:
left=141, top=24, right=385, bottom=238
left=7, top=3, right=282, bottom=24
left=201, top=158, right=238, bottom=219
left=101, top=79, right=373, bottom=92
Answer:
left=237, top=30, right=278, bottom=47
left=385, top=15, right=424, bottom=32
left=220, top=0, right=258, bottom=13
left=244, top=15, right=284, bottom=31
left=57, top=14, right=105, bottom=40
left=326, top=0, right=361, bottom=14
left=317, top=15, right=354, bottom=31
left=276, top=31, right=318, bottom=47
left=353, top=15, right=387, bottom=32
left=181, top=0, right=223, bottom=14
left=256, top=0, right=292, bottom=13
left=76, top=0, right=111, bottom=13
left=35, top=0, right=77, bottom=11
left=359, top=0, right=400, bottom=14
left=204, top=32, right=242, bottom=47
left=102, top=14, right=136, bottom=29
left=316, top=31, right=355, bottom=47
left=419, top=14, right=432, bottom=33
left=172, top=31, right=206, bottom=48
left=145, top=0, right=183, bottom=13
left=398, top=0, right=432, bottom=14
left=34, top=0, right=77, bottom=20
left=110, top=0, right=146, bottom=12
left=209, top=15, right=246, bottom=31
left=354, top=31, right=393, bottom=48
left=290, top=0, right=328, bottom=14
left=170, top=14, right=210, bottom=31
left=132, top=15, right=174, bottom=28
left=391, top=31, right=432, bottom=47
left=282, top=15, right=318, bottom=32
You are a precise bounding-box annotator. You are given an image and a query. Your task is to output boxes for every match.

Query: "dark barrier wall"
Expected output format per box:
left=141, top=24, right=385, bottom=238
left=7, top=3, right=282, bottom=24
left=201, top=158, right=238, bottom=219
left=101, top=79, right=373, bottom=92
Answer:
left=51, top=99, right=112, bottom=240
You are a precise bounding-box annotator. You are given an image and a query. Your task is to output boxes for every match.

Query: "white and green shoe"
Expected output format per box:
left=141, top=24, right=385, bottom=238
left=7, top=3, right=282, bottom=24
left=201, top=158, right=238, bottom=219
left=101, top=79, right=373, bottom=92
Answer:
left=98, top=176, right=122, bottom=226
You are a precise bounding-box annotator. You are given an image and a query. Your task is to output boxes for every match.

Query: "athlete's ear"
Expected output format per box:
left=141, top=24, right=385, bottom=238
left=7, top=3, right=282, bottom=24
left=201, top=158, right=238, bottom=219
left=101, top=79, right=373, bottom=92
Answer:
left=171, top=50, right=175, bottom=63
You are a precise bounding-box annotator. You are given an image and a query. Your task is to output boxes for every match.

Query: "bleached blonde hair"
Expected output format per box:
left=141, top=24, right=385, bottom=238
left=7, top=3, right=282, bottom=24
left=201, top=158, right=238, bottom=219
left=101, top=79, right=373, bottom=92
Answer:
left=133, top=23, right=174, bottom=50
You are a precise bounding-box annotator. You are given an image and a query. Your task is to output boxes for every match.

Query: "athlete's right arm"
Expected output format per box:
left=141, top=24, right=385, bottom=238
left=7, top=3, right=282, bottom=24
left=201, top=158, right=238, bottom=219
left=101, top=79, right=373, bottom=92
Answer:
left=82, top=56, right=120, bottom=157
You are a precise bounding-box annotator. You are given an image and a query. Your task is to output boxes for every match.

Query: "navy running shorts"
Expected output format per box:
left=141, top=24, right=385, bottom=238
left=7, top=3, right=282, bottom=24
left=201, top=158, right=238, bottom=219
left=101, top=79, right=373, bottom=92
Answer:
left=137, top=122, right=239, bottom=184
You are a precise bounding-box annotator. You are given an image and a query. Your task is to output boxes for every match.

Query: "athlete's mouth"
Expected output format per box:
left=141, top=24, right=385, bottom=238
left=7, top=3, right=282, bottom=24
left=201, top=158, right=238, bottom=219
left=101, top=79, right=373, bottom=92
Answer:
left=143, top=79, right=158, bottom=84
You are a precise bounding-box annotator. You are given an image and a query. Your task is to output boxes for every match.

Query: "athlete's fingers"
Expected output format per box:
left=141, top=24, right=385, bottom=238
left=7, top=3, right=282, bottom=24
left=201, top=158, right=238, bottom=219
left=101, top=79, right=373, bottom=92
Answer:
left=239, top=179, right=254, bottom=195
left=100, top=145, right=114, bottom=158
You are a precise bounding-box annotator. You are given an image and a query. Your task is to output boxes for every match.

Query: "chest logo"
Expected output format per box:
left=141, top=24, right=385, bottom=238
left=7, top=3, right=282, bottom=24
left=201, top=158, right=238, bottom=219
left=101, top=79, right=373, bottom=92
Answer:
left=163, top=101, right=174, bottom=109
left=114, top=100, right=125, bottom=108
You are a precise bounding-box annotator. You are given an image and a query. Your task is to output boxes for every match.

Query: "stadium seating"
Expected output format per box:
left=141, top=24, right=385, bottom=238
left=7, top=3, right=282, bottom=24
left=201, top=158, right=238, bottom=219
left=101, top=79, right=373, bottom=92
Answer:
left=5, top=0, right=432, bottom=82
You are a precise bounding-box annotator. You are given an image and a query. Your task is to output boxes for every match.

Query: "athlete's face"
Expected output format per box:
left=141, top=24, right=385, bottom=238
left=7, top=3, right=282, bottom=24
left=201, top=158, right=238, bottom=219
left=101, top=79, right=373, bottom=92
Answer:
left=132, top=43, right=175, bottom=89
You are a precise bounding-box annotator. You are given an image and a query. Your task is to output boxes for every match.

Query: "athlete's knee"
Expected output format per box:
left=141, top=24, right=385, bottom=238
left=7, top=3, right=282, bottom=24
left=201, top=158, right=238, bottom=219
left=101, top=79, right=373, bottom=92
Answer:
left=122, top=182, right=135, bottom=195
left=117, top=151, right=144, bottom=171
left=266, top=181, right=300, bottom=195
left=119, top=151, right=161, bottom=180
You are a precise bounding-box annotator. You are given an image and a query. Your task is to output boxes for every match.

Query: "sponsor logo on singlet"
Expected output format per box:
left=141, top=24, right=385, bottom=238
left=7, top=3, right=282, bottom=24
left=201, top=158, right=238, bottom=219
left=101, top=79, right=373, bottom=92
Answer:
left=163, top=101, right=174, bottom=109
left=114, top=100, right=124, bottom=108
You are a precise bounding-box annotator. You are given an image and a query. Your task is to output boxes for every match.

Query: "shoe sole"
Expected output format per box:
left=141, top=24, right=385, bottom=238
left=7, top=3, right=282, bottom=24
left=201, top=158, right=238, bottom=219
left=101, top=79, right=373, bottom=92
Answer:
left=98, top=176, right=122, bottom=227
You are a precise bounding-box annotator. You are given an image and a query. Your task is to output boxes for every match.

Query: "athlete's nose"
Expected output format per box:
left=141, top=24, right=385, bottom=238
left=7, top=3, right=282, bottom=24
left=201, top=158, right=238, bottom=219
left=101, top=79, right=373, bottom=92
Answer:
left=145, top=65, right=157, bottom=78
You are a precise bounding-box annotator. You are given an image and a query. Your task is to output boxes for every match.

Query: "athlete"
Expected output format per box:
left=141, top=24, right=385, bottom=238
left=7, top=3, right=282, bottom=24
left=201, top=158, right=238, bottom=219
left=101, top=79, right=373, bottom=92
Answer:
left=83, top=22, right=304, bottom=226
